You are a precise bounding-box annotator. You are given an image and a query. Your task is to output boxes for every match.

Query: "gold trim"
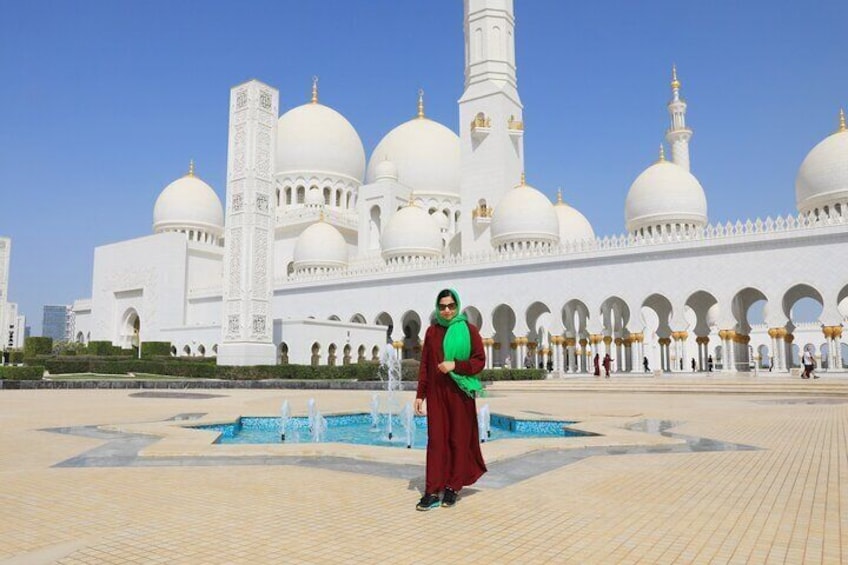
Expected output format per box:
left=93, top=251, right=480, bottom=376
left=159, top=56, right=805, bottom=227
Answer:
left=417, top=89, right=425, bottom=119
left=187, top=159, right=195, bottom=177
left=311, top=76, right=319, bottom=104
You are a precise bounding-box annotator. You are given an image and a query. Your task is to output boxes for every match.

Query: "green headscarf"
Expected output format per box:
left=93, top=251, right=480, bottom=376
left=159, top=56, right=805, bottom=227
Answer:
left=434, top=289, right=484, bottom=398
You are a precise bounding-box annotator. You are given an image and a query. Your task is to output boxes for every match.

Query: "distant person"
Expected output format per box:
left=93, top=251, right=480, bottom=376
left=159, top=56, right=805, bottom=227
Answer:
left=546, top=358, right=553, bottom=372
left=523, top=353, right=533, bottom=369
left=691, top=358, right=696, bottom=372
left=414, top=288, right=487, bottom=511
left=707, top=355, right=714, bottom=372
left=602, top=353, right=612, bottom=378
left=768, top=356, right=774, bottom=372
left=593, top=353, right=600, bottom=376
left=643, top=356, right=650, bottom=372
left=802, top=348, right=815, bottom=379
left=503, top=354, right=511, bottom=369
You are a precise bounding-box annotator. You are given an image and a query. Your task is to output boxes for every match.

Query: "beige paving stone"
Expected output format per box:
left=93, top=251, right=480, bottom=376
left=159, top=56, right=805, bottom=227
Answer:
left=2, top=377, right=848, bottom=563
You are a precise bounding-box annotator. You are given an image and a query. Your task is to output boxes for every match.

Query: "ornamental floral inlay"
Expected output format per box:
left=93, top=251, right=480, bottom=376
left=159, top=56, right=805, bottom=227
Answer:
left=259, top=90, right=271, bottom=110
left=256, top=132, right=271, bottom=177
left=227, top=315, right=240, bottom=338
left=236, top=90, right=247, bottom=109
left=252, top=315, right=266, bottom=338
left=232, top=193, right=244, bottom=212
left=256, top=193, right=269, bottom=213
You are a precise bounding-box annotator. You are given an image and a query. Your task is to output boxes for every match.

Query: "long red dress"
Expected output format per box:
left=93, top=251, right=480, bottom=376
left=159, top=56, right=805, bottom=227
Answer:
left=417, top=322, right=487, bottom=494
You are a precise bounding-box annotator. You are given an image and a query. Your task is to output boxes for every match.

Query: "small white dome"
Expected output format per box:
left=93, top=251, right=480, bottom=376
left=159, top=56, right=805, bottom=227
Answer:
left=153, top=170, right=224, bottom=234
left=795, top=126, right=848, bottom=214
left=293, top=221, right=348, bottom=270
left=276, top=103, right=366, bottom=182
left=381, top=204, right=443, bottom=261
left=490, top=180, right=560, bottom=248
left=554, top=198, right=595, bottom=243
left=625, top=159, right=707, bottom=233
left=430, top=210, right=449, bottom=230
left=374, top=159, right=399, bottom=181
left=366, top=118, right=460, bottom=196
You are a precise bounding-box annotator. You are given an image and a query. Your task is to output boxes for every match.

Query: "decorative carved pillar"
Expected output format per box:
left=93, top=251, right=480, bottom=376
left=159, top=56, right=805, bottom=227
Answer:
left=579, top=338, right=588, bottom=373
left=658, top=337, right=671, bottom=372
left=493, top=341, right=502, bottom=367
left=565, top=338, right=577, bottom=373
left=219, top=80, right=278, bottom=366
left=482, top=337, right=494, bottom=369
left=783, top=332, right=794, bottom=369
left=835, top=326, right=844, bottom=370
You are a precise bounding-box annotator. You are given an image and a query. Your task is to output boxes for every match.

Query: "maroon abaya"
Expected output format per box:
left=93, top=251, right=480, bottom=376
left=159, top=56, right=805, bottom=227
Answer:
left=417, top=322, right=487, bottom=494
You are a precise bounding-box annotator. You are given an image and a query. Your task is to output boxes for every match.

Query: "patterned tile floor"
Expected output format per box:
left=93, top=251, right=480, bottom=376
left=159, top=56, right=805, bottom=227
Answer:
left=1, top=374, right=847, bottom=564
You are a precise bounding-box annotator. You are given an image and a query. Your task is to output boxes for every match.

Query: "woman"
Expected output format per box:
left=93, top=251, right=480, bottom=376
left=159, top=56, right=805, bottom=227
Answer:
left=414, top=289, right=487, bottom=511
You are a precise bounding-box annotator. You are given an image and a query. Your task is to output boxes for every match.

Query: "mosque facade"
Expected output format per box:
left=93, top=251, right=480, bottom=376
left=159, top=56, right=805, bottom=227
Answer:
left=72, top=0, right=848, bottom=373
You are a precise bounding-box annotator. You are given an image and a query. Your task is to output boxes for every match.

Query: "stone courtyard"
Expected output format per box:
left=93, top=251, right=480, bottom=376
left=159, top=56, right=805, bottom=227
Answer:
left=1, top=375, right=847, bottom=564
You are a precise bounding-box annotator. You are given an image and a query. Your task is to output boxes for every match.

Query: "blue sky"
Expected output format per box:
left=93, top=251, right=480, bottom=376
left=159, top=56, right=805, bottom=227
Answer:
left=1, top=0, right=846, bottom=334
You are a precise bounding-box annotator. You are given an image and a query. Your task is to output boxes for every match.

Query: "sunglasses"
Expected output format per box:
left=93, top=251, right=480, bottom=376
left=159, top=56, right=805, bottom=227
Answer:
left=438, top=303, right=458, bottom=311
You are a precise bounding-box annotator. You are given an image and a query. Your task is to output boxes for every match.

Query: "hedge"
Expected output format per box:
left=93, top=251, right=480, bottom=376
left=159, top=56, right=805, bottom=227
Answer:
left=215, top=363, right=380, bottom=380
left=24, top=337, right=53, bottom=357
left=480, top=368, right=546, bottom=381
left=0, top=365, right=44, bottom=380
left=87, top=341, right=130, bottom=356
left=9, top=350, right=24, bottom=364
left=141, top=342, right=172, bottom=358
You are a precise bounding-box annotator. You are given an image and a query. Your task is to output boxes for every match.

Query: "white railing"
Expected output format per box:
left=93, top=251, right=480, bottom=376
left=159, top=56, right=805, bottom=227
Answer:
left=282, top=209, right=847, bottom=285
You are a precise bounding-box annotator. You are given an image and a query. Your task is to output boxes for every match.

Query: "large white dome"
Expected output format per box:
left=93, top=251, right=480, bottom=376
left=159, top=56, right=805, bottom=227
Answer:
left=276, top=103, right=366, bottom=182
left=366, top=118, right=460, bottom=196
left=554, top=193, right=595, bottom=243
left=381, top=204, right=443, bottom=261
left=625, top=158, right=707, bottom=233
left=795, top=121, right=848, bottom=213
left=293, top=220, right=348, bottom=271
left=153, top=169, right=224, bottom=234
left=491, top=179, right=559, bottom=248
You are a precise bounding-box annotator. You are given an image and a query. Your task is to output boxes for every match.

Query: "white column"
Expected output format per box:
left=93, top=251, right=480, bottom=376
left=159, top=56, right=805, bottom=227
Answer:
left=219, top=80, right=278, bottom=366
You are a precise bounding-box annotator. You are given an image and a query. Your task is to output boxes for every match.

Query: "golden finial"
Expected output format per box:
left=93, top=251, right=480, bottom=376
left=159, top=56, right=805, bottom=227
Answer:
left=188, top=159, right=195, bottom=177
left=839, top=108, right=846, bottom=132
left=658, top=144, right=666, bottom=162
left=417, top=89, right=425, bottom=119
left=319, top=209, right=325, bottom=222
left=520, top=172, right=526, bottom=186
left=408, top=191, right=416, bottom=206
left=311, top=76, right=319, bottom=104
left=556, top=187, right=563, bottom=204
left=671, top=64, right=681, bottom=90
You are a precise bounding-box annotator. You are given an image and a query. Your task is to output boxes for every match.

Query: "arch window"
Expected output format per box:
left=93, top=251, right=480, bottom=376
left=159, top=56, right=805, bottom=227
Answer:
left=335, top=189, right=342, bottom=207
left=323, top=187, right=331, bottom=205
left=285, top=187, right=292, bottom=205
left=296, top=186, right=305, bottom=204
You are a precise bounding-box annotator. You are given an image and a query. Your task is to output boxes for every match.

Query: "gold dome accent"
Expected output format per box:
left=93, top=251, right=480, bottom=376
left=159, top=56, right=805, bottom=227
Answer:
left=556, top=187, right=563, bottom=204
left=657, top=144, right=666, bottom=162
left=318, top=209, right=325, bottom=222
left=187, top=159, right=195, bottom=177
left=519, top=172, right=526, bottom=187
left=839, top=108, right=846, bottom=132
left=671, top=64, right=681, bottom=90
left=311, top=76, right=319, bottom=104
left=407, top=191, right=416, bottom=207
left=417, top=89, right=425, bottom=119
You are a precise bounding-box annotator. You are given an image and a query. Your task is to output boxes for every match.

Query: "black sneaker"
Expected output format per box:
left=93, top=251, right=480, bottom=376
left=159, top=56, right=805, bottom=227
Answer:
left=416, top=493, right=441, bottom=511
left=441, top=487, right=458, bottom=508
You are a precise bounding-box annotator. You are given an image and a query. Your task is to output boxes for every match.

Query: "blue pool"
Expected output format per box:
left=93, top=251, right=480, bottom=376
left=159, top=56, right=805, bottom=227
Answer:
left=191, top=413, right=595, bottom=449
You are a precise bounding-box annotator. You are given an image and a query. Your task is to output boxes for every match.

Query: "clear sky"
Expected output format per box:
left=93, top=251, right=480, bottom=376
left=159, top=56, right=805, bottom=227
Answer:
left=1, top=0, right=846, bottom=334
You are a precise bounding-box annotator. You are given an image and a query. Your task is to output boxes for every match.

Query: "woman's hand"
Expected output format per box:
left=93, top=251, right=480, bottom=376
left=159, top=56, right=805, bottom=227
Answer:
left=437, top=361, right=455, bottom=374
left=414, top=398, right=426, bottom=416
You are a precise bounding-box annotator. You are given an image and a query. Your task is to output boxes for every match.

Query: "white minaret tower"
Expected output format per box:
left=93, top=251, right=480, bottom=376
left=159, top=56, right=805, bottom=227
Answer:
left=459, top=0, right=525, bottom=253
left=218, top=80, right=278, bottom=366
left=665, top=65, right=693, bottom=171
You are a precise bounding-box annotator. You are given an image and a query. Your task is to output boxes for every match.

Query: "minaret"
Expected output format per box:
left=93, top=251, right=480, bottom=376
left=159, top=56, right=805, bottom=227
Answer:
left=218, top=80, right=278, bottom=366
left=459, top=0, right=525, bottom=253
left=665, top=65, right=693, bottom=171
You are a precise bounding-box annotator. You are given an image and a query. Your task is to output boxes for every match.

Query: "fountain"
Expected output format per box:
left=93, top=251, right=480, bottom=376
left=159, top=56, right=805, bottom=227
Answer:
left=378, top=348, right=403, bottom=440
left=307, top=398, right=316, bottom=432
left=369, top=393, right=379, bottom=429
left=279, top=400, right=290, bottom=442
left=400, top=402, right=415, bottom=448
left=311, top=410, right=327, bottom=442
left=478, top=404, right=491, bottom=443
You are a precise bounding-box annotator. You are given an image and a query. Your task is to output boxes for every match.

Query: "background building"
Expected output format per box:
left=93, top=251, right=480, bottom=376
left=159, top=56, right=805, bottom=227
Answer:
left=42, top=305, right=71, bottom=342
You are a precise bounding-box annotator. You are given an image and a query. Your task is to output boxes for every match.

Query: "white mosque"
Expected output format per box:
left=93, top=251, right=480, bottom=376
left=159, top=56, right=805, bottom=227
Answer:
left=72, top=0, right=848, bottom=374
